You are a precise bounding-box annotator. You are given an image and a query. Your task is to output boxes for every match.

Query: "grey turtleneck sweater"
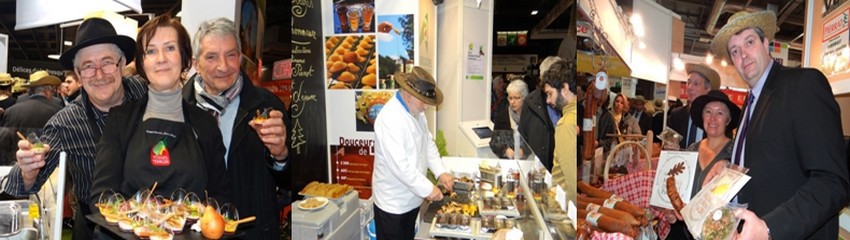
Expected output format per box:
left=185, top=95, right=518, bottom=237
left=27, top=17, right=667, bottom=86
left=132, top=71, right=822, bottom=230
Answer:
left=144, top=86, right=184, bottom=123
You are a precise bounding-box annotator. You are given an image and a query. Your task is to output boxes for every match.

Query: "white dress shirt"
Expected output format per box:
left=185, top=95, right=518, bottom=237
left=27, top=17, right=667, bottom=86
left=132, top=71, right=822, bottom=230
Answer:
left=372, top=93, right=447, bottom=214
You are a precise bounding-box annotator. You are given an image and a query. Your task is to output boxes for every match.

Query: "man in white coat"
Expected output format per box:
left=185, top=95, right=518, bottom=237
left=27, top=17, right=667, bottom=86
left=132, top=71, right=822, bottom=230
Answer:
left=372, top=67, right=453, bottom=239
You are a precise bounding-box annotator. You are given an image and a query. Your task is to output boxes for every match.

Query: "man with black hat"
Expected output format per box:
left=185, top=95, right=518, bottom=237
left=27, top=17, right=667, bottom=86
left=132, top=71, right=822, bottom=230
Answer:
left=2, top=70, right=62, bottom=130
left=372, top=67, right=453, bottom=239
left=3, top=17, right=147, bottom=239
left=712, top=10, right=848, bottom=239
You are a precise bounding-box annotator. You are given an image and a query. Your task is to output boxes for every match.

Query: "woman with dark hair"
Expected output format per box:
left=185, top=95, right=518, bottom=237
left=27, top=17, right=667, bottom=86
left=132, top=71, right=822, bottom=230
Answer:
left=90, top=14, right=229, bottom=208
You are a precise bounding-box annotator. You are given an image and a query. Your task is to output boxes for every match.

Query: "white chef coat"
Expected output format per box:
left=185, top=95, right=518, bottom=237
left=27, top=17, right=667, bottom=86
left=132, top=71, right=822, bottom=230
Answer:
left=372, top=92, right=447, bottom=214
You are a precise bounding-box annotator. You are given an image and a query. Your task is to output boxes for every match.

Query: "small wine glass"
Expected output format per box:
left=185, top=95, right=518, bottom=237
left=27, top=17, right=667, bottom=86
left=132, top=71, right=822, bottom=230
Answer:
left=219, top=203, right=239, bottom=235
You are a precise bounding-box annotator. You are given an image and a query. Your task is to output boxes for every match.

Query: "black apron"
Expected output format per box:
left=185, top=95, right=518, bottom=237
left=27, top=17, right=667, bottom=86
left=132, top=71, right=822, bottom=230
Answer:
left=120, top=118, right=208, bottom=198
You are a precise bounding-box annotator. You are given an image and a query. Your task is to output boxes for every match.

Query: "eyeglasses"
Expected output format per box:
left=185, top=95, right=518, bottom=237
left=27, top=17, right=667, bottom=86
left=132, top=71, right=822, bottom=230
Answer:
left=508, top=96, right=523, bottom=101
left=77, top=57, right=122, bottom=78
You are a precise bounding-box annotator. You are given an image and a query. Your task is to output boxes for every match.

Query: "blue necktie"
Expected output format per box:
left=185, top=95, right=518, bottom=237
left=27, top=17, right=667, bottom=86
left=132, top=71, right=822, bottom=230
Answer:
left=733, top=93, right=754, bottom=166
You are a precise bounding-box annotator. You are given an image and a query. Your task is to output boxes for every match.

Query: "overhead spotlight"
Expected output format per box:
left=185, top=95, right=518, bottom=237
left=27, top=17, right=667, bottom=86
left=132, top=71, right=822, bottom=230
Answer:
left=706, top=53, right=714, bottom=64
left=531, top=10, right=538, bottom=15
left=720, top=60, right=728, bottom=67
left=48, top=54, right=60, bottom=60
left=64, top=41, right=73, bottom=46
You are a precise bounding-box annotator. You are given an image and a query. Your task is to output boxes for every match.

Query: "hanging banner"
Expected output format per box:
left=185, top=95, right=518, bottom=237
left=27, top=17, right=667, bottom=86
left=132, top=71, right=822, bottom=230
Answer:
left=819, top=9, right=850, bottom=77
left=291, top=0, right=329, bottom=195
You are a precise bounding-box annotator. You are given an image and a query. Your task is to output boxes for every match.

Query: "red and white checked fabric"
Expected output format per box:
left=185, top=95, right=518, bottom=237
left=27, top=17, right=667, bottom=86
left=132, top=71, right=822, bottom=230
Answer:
left=591, top=231, right=633, bottom=240
left=600, top=170, right=671, bottom=239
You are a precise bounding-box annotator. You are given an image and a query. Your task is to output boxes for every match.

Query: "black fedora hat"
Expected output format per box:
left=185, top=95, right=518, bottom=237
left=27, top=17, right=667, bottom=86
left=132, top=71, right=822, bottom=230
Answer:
left=59, top=18, right=135, bottom=69
left=689, top=90, right=742, bottom=134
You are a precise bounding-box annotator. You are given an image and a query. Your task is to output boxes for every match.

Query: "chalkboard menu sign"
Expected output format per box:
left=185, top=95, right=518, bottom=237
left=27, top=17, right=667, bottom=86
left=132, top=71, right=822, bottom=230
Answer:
left=290, top=0, right=328, bottom=197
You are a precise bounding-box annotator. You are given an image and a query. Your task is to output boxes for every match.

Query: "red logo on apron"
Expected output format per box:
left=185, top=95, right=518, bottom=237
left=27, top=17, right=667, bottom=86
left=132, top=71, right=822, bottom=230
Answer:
left=150, top=140, right=171, bottom=167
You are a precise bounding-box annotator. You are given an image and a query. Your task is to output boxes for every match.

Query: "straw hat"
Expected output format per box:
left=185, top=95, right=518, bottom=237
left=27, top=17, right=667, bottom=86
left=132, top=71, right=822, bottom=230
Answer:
left=27, top=70, right=61, bottom=87
left=12, top=78, right=28, bottom=93
left=59, top=18, right=136, bottom=69
left=685, top=63, right=720, bottom=90
left=0, top=73, right=13, bottom=87
left=710, top=10, right=779, bottom=61
left=689, top=90, right=741, bottom=134
left=394, top=67, right=443, bottom=105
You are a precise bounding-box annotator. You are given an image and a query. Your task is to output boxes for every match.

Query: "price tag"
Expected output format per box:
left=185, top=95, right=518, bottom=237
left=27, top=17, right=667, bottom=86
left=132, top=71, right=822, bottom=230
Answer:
left=28, top=203, right=39, bottom=219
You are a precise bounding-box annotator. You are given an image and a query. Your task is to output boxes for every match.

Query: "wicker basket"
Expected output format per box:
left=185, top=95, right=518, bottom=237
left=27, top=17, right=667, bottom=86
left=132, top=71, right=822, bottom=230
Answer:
left=603, top=141, right=652, bottom=182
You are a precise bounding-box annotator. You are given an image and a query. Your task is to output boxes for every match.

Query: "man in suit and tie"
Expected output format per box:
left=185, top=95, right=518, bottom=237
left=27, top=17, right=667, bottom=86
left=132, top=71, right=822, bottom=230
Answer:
left=711, top=10, right=849, bottom=239
left=667, top=63, right=719, bottom=149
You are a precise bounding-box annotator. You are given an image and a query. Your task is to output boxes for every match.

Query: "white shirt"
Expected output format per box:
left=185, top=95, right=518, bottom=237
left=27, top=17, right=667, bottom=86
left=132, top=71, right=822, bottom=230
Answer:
left=372, top=93, right=447, bottom=214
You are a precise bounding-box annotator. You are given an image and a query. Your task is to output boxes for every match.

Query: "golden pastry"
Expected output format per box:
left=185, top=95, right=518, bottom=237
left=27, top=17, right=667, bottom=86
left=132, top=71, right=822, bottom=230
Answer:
left=366, top=65, right=376, bottom=74
left=329, top=36, right=340, bottom=44
left=358, top=56, right=366, bottom=63
left=361, top=74, right=377, bottom=86
left=335, top=47, right=346, bottom=55
left=341, top=43, right=352, bottom=50
left=356, top=48, right=369, bottom=56
left=328, top=54, right=342, bottom=62
left=362, top=85, right=373, bottom=90
left=338, top=71, right=357, bottom=82
left=330, top=82, right=348, bottom=89
left=358, top=41, right=372, bottom=49
left=329, top=61, right=347, bottom=73
left=343, top=52, right=359, bottom=63
left=325, top=42, right=335, bottom=49
left=348, top=63, right=361, bottom=72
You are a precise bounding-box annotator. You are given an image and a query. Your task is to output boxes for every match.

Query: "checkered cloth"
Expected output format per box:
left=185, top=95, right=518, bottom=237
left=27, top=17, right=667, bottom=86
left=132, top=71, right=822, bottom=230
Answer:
left=601, top=170, right=671, bottom=239
left=591, top=231, right=633, bottom=240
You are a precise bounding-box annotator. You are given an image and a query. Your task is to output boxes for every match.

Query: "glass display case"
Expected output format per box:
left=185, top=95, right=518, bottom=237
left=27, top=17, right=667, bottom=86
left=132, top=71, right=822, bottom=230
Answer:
left=418, top=132, right=576, bottom=240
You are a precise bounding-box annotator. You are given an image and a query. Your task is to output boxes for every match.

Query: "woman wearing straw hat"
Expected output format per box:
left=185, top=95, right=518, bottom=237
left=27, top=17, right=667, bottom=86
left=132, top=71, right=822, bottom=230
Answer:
left=372, top=67, right=453, bottom=239
left=711, top=10, right=848, bottom=239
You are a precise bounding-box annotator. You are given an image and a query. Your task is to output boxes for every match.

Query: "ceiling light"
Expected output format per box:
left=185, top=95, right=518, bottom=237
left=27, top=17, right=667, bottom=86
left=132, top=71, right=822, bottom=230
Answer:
left=64, top=41, right=73, bottom=46
left=48, top=54, right=60, bottom=60
left=673, top=57, right=685, bottom=71
left=720, top=60, right=728, bottom=67
left=638, top=41, right=646, bottom=49
left=531, top=10, right=538, bottom=15
left=705, top=53, right=714, bottom=64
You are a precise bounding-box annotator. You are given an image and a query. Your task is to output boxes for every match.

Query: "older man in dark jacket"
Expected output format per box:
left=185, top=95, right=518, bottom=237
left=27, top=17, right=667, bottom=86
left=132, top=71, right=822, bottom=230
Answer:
left=518, top=56, right=565, bottom=171
left=183, top=18, right=290, bottom=239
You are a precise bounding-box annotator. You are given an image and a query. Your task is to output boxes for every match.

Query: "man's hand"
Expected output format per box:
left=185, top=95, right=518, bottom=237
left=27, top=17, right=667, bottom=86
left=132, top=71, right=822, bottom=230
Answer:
left=504, top=148, right=515, bottom=158
left=16, top=140, right=49, bottom=190
left=249, top=109, right=288, bottom=161
left=438, top=173, right=453, bottom=191
left=426, top=186, right=443, bottom=201
left=734, top=208, right=770, bottom=240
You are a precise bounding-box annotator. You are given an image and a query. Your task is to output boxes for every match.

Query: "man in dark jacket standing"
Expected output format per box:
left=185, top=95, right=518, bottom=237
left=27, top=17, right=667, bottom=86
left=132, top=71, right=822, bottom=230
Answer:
left=518, top=56, right=564, bottom=171
left=3, top=70, right=62, bottom=131
left=183, top=17, right=289, bottom=239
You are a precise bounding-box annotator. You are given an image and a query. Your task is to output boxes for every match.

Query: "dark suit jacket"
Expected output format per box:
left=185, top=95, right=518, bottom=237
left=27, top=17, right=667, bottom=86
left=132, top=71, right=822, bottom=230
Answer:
left=737, top=62, right=849, bottom=240
left=666, top=105, right=693, bottom=149
left=2, top=95, right=62, bottom=130
left=184, top=72, right=289, bottom=239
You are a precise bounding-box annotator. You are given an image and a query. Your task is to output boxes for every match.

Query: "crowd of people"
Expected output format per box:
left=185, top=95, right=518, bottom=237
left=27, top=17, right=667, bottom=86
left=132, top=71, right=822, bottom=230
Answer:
left=0, top=15, right=291, bottom=239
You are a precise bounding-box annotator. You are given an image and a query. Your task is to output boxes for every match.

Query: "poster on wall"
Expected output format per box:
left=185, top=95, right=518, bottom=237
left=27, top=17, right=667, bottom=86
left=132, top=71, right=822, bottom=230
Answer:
left=291, top=0, right=329, bottom=195
left=323, top=0, right=422, bottom=198
left=325, top=35, right=378, bottom=89
left=819, top=9, right=850, bottom=77
left=466, top=41, right=485, bottom=80
left=330, top=140, right=376, bottom=199
left=377, top=14, right=415, bottom=89
left=333, top=0, right=376, bottom=34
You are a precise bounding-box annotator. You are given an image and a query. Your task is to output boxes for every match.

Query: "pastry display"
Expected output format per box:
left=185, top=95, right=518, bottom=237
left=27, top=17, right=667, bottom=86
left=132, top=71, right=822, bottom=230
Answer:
left=325, top=35, right=377, bottom=89
left=299, top=181, right=354, bottom=199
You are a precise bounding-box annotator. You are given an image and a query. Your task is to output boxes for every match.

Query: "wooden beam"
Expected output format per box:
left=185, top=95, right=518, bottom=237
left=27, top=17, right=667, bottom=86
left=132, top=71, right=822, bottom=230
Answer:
left=530, top=0, right=572, bottom=35
left=777, top=0, right=804, bottom=27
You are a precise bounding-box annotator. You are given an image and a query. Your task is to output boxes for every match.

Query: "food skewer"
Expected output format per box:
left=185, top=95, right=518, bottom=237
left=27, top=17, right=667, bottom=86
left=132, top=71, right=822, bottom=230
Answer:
left=16, top=131, right=26, bottom=141
left=233, top=216, right=256, bottom=224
